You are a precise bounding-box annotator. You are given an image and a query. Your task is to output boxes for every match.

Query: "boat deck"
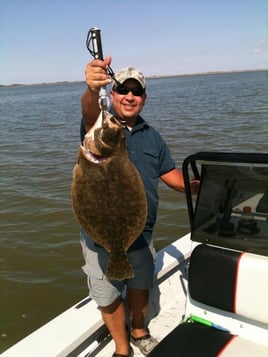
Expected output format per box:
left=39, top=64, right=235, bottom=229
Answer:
left=96, top=272, right=187, bottom=357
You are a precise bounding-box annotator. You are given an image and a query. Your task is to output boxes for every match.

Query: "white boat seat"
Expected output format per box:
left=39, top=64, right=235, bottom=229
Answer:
left=148, top=244, right=268, bottom=357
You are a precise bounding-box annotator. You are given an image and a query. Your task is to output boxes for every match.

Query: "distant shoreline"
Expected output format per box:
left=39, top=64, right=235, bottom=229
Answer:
left=1, top=68, right=267, bottom=88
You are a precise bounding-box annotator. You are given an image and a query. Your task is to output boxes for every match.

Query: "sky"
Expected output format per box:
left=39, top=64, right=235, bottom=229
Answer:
left=0, top=0, right=267, bottom=85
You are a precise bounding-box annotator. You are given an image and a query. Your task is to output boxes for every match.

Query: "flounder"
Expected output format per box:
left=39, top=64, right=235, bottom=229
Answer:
left=72, top=112, right=147, bottom=280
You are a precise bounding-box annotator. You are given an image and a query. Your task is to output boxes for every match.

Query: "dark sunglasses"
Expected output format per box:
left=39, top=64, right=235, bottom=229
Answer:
left=113, top=85, right=145, bottom=97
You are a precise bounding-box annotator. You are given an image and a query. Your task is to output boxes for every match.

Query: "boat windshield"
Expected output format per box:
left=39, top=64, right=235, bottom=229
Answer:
left=192, top=162, right=268, bottom=256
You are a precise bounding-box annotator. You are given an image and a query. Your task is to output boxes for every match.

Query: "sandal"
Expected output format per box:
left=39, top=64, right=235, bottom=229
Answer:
left=112, top=346, right=134, bottom=357
left=130, top=334, right=158, bottom=355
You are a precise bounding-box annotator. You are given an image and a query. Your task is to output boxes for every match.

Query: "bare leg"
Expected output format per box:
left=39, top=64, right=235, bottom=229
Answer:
left=100, top=296, right=130, bottom=355
left=127, top=287, right=149, bottom=338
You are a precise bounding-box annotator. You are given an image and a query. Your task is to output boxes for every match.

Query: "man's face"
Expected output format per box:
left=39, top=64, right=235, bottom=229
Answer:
left=110, top=79, right=147, bottom=126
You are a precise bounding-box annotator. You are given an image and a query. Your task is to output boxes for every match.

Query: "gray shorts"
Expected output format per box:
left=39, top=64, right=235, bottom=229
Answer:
left=80, top=237, right=155, bottom=307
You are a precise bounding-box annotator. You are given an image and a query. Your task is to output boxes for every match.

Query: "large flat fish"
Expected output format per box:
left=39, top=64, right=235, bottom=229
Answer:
left=72, top=112, right=147, bottom=280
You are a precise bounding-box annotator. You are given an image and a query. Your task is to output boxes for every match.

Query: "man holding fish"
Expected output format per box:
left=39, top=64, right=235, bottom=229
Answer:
left=77, top=56, right=198, bottom=357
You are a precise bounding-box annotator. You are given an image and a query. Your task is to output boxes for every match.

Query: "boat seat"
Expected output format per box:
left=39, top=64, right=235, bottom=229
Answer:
left=148, top=244, right=268, bottom=357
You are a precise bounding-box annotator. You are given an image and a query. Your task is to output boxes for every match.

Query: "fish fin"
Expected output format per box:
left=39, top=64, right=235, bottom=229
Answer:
left=106, top=252, right=134, bottom=281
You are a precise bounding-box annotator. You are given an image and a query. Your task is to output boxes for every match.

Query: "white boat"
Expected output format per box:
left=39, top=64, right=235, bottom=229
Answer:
left=2, top=152, right=268, bottom=357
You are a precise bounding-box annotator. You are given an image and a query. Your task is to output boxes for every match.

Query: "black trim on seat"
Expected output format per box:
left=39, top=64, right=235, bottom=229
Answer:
left=148, top=323, right=233, bottom=357
left=189, top=244, right=240, bottom=312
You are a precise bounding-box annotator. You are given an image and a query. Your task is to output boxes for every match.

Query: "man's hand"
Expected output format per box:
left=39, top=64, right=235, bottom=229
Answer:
left=82, top=56, right=113, bottom=131
left=85, top=56, right=112, bottom=92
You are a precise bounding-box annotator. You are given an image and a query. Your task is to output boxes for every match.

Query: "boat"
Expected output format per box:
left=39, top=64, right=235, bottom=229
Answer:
left=2, top=152, right=268, bottom=357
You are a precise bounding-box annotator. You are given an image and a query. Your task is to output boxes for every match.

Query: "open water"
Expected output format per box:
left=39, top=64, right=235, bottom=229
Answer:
left=1, top=70, right=268, bottom=352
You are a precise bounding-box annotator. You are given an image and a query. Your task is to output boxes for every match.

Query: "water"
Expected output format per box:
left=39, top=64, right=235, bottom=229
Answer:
left=1, top=71, right=267, bottom=352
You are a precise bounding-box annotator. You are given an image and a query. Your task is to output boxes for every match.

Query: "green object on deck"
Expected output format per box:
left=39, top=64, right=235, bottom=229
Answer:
left=190, top=315, right=212, bottom=327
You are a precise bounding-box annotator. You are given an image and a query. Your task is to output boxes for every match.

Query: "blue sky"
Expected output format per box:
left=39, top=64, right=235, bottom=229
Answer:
left=0, top=0, right=267, bottom=85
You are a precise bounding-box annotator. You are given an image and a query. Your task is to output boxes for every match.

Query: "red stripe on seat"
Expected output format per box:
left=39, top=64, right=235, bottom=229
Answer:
left=233, top=252, right=244, bottom=314
left=217, top=335, right=237, bottom=356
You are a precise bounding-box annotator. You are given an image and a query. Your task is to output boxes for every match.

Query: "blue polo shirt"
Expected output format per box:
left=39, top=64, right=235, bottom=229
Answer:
left=80, top=114, right=176, bottom=250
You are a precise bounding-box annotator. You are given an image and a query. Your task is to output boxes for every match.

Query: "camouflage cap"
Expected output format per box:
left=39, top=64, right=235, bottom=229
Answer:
left=113, top=66, right=146, bottom=89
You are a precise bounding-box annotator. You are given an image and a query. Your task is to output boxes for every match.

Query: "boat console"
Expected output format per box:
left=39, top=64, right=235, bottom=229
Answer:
left=149, top=152, right=268, bottom=357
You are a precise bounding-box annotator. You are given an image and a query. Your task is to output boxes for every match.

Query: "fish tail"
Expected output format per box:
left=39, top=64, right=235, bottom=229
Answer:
left=106, top=252, right=134, bottom=281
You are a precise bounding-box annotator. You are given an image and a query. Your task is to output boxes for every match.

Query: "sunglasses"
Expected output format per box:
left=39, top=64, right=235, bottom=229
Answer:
left=113, top=85, right=145, bottom=97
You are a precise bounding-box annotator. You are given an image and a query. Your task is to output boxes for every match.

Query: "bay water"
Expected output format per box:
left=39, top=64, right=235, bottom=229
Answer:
left=1, top=70, right=267, bottom=351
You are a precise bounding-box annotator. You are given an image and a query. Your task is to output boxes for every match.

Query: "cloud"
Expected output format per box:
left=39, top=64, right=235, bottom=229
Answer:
left=253, top=39, right=268, bottom=55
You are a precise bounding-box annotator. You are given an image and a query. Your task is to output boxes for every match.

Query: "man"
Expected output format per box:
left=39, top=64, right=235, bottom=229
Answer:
left=80, top=56, right=198, bottom=357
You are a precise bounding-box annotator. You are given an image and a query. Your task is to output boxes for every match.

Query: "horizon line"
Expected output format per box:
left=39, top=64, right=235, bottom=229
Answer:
left=1, top=68, right=267, bottom=87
